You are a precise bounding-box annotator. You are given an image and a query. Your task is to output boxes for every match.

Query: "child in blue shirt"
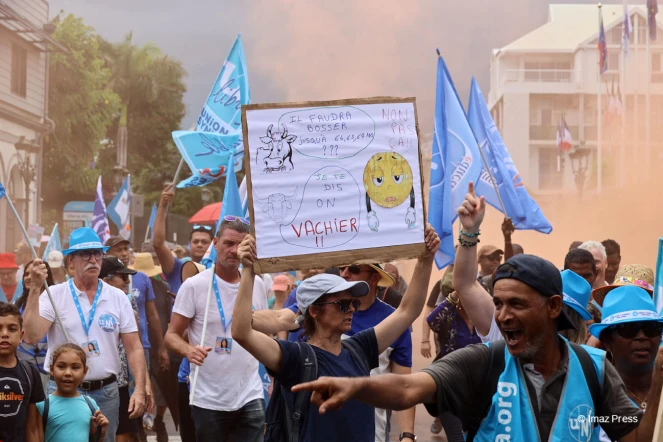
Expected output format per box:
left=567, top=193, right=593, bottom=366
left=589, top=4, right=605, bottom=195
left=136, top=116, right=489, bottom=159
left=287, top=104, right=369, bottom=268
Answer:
left=37, top=344, right=109, bottom=442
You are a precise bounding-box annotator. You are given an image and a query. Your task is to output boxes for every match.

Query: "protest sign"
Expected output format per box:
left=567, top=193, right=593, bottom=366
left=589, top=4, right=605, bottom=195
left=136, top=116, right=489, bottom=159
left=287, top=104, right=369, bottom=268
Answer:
left=242, top=97, right=426, bottom=273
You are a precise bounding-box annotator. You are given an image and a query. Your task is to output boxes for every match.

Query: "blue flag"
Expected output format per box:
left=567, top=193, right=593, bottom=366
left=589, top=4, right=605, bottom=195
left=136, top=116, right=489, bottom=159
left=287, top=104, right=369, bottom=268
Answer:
left=93, top=176, right=111, bottom=243
left=0, top=181, right=5, bottom=200
left=599, top=9, right=608, bottom=74
left=429, top=55, right=482, bottom=269
left=42, top=223, right=62, bottom=261
left=147, top=203, right=157, bottom=236
left=468, top=78, right=552, bottom=233
left=107, top=175, right=132, bottom=239
left=177, top=34, right=250, bottom=187
left=172, top=131, right=240, bottom=188
left=203, top=151, right=245, bottom=268
left=654, top=238, right=663, bottom=315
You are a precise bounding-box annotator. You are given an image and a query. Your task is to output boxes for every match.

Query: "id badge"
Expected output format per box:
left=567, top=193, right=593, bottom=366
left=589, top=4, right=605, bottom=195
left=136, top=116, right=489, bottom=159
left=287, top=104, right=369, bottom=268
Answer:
left=215, top=337, right=232, bottom=354
left=83, top=340, right=101, bottom=358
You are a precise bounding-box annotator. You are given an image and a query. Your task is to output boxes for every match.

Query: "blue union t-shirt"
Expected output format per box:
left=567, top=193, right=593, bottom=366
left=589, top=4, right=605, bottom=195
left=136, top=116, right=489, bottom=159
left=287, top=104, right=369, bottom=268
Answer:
left=36, top=394, right=99, bottom=442
left=130, top=271, right=156, bottom=348
left=273, top=328, right=380, bottom=442
left=165, top=257, right=185, bottom=296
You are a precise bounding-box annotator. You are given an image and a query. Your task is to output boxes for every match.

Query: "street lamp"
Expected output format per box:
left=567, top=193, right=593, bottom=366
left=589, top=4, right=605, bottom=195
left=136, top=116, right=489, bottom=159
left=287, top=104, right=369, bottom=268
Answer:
left=568, top=141, right=591, bottom=198
left=14, top=136, right=40, bottom=222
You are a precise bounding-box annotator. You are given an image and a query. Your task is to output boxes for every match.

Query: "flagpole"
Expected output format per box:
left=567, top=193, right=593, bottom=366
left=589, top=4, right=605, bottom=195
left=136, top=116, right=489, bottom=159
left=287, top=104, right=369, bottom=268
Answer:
left=4, top=193, right=71, bottom=343
left=189, top=268, right=215, bottom=404
left=621, top=3, right=627, bottom=188
left=597, top=3, right=603, bottom=194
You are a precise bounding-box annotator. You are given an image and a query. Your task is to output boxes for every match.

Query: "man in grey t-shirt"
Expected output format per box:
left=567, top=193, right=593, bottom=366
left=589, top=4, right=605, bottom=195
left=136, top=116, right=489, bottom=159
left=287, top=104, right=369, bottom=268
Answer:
left=292, top=184, right=659, bottom=442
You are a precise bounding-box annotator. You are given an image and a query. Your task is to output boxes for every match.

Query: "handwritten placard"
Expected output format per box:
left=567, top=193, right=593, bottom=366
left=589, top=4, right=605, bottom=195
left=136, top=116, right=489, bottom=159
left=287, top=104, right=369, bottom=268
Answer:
left=243, top=97, right=426, bottom=273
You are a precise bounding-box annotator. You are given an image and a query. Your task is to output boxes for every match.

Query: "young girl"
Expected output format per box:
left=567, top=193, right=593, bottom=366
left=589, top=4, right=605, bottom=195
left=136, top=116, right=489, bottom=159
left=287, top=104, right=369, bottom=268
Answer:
left=37, top=344, right=109, bottom=442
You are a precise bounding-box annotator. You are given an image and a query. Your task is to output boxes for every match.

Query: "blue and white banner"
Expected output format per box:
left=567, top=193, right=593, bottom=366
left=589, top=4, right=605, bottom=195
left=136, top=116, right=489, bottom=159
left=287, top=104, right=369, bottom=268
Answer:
left=107, top=175, right=131, bottom=240
left=429, top=55, right=482, bottom=269
left=468, top=78, right=552, bottom=233
left=173, top=132, right=240, bottom=188
left=42, top=223, right=62, bottom=261
left=176, top=34, right=250, bottom=187
left=92, top=176, right=111, bottom=243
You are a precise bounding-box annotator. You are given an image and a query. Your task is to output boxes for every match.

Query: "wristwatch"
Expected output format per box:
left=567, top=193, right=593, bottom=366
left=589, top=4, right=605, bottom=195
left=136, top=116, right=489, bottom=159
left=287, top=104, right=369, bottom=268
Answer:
left=399, top=432, right=417, bottom=441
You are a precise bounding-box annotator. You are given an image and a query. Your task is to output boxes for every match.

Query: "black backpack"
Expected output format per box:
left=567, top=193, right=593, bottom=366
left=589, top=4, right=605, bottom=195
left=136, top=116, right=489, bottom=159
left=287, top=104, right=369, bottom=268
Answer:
left=465, top=341, right=601, bottom=441
left=264, top=339, right=370, bottom=442
left=42, top=394, right=102, bottom=442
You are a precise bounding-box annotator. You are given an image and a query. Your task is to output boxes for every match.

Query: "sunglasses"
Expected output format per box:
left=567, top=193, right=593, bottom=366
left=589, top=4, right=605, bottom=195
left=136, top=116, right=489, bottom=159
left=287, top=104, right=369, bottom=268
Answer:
left=221, top=215, right=250, bottom=226
left=192, top=224, right=213, bottom=231
left=74, top=250, right=104, bottom=261
left=339, top=265, right=375, bottom=275
left=612, top=322, right=663, bottom=339
left=313, top=299, right=361, bottom=313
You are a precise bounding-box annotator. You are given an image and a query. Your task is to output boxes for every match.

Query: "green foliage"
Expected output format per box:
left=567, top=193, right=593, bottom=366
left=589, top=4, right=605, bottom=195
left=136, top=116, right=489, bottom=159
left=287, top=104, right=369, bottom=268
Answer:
left=42, top=13, right=121, bottom=206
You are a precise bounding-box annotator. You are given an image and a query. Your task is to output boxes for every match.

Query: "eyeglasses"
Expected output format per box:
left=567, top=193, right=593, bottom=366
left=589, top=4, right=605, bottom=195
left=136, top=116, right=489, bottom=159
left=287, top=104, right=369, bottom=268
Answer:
left=74, top=250, right=104, bottom=261
left=221, top=215, right=250, bottom=226
left=339, top=265, right=375, bottom=275
left=612, top=322, right=663, bottom=339
left=313, top=299, right=361, bottom=313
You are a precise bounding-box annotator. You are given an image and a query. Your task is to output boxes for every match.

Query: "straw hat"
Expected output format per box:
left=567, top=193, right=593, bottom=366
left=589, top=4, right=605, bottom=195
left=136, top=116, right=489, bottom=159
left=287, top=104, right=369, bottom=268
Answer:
left=129, top=253, right=162, bottom=278
left=592, top=264, right=655, bottom=307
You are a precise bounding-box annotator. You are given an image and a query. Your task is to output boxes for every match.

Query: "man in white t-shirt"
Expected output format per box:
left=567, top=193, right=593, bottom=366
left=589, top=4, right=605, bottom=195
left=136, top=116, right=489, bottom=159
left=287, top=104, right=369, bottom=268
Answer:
left=22, top=227, right=147, bottom=442
left=165, top=217, right=267, bottom=442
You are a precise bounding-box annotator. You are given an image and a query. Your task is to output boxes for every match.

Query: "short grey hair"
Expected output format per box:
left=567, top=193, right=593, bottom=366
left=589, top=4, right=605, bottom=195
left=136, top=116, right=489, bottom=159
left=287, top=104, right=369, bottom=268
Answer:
left=578, top=241, right=607, bottom=261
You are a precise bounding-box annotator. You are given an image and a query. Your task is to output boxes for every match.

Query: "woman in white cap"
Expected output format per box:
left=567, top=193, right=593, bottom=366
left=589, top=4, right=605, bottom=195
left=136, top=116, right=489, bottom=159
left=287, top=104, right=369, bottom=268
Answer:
left=232, top=226, right=439, bottom=442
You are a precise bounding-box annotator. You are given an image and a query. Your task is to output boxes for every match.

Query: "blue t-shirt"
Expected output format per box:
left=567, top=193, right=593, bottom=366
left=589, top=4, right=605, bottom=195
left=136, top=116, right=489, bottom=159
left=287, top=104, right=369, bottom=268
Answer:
left=130, top=272, right=156, bottom=349
left=273, top=329, right=380, bottom=442
left=345, top=298, right=412, bottom=367
left=36, top=394, right=99, bottom=442
left=178, top=358, right=190, bottom=384
left=165, top=257, right=185, bottom=297
left=283, top=287, right=298, bottom=309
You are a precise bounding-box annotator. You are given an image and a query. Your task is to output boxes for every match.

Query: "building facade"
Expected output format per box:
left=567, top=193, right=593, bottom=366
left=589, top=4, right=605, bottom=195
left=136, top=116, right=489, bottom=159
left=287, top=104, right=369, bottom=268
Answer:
left=0, top=0, right=63, bottom=252
left=489, top=4, right=663, bottom=194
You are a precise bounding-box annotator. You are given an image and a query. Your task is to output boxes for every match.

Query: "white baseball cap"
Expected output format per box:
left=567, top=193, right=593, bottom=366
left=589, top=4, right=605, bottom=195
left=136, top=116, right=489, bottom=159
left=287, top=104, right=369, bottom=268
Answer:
left=296, top=273, right=369, bottom=315
left=47, top=250, right=64, bottom=269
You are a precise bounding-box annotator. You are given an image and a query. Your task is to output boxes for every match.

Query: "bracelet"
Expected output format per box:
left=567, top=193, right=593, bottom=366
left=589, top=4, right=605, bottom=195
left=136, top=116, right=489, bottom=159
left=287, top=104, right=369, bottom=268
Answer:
left=460, top=229, right=481, bottom=238
left=458, top=236, right=480, bottom=248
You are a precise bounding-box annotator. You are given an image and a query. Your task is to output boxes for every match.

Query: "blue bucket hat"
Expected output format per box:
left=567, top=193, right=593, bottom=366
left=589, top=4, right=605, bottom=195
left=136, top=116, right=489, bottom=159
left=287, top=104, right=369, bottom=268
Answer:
left=561, top=270, right=592, bottom=320
left=63, top=227, right=109, bottom=256
left=589, top=285, right=663, bottom=338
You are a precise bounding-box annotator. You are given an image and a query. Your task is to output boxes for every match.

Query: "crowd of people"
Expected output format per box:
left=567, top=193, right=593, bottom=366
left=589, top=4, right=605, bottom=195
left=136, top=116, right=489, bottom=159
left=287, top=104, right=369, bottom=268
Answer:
left=0, top=180, right=660, bottom=442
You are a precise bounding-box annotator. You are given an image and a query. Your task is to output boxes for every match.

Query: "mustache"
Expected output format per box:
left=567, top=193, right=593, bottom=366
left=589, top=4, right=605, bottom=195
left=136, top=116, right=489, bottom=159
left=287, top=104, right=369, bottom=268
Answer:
left=84, top=263, right=100, bottom=271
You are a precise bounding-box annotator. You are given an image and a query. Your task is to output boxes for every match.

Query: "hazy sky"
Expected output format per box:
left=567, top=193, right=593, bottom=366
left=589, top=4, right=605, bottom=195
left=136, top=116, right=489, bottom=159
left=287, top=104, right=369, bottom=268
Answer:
left=48, top=0, right=624, bottom=131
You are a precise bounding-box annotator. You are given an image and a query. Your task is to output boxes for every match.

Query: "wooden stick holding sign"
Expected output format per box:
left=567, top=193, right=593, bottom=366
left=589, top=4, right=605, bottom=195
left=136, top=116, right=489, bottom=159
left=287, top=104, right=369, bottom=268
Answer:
left=241, top=97, right=427, bottom=273
left=0, top=184, right=72, bottom=342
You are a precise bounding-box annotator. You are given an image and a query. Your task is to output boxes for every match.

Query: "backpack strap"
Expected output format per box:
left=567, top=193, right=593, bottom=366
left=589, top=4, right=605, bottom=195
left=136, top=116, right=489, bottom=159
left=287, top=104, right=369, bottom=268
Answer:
left=466, top=341, right=505, bottom=442
left=82, top=395, right=103, bottom=442
left=341, top=338, right=370, bottom=375
left=42, top=395, right=49, bottom=431
left=18, top=360, right=33, bottom=395
left=569, top=343, right=601, bottom=420
left=292, top=343, right=317, bottom=442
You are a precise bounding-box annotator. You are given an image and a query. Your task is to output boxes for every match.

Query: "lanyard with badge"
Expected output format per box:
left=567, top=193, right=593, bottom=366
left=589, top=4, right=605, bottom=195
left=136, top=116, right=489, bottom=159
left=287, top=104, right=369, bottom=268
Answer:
left=212, top=274, right=254, bottom=355
left=69, top=279, right=103, bottom=359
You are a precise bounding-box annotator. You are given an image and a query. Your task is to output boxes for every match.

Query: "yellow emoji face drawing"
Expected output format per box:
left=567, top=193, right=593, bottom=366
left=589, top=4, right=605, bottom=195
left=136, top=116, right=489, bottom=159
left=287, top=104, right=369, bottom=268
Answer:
left=363, top=152, right=413, bottom=209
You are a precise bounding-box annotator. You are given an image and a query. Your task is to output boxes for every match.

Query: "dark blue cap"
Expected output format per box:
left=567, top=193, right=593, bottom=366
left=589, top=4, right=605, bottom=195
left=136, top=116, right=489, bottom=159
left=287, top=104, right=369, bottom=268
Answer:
left=494, top=254, right=575, bottom=330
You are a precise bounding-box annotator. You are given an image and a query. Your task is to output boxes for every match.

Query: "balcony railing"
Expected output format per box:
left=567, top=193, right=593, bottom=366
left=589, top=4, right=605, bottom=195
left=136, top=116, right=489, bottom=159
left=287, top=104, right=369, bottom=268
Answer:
left=502, top=69, right=576, bottom=84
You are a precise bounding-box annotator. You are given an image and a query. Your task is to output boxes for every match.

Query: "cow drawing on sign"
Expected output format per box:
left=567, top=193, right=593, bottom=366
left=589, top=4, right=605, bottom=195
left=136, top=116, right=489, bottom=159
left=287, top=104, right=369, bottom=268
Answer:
left=255, top=187, right=298, bottom=225
left=258, top=123, right=296, bottom=173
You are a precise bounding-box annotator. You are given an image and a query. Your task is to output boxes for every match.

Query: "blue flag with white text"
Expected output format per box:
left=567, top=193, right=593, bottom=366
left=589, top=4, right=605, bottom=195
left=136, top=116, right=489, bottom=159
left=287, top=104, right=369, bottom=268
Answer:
left=429, top=55, right=482, bottom=269
left=468, top=78, right=552, bottom=233
left=177, top=34, right=250, bottom=187
left=0, top=181, right=5, bottom=200
left=202, top=151, right=245, bottom=268
left=107, top=175, right=132, bottom=239
left=173, top=131, right=239, bottom=188
left=42, top=223, right=62, bottom=261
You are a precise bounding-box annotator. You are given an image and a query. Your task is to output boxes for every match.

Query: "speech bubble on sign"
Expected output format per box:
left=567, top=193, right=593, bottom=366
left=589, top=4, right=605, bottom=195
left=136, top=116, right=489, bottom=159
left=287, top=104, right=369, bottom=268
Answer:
left=280, top=166, right=361, bottom=249
left=277, top=106, right=376, bottom=160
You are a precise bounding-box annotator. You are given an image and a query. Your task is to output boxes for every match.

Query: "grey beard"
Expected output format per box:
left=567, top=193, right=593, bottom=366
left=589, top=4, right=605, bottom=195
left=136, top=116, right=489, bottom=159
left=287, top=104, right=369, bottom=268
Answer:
left=517, top=329, right=546, bottom=362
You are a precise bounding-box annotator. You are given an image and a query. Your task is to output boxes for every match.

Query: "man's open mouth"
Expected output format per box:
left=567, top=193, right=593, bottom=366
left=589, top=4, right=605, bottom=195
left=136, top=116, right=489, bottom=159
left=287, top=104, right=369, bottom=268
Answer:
left=502, top=329, right=524, bottom=347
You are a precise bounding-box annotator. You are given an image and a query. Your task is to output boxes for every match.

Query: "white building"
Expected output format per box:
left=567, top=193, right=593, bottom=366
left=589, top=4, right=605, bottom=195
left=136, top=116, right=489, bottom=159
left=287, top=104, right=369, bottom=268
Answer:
left=0, top=0, right=63, bottom=251
left=489, top=4, right=663, bottom=194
